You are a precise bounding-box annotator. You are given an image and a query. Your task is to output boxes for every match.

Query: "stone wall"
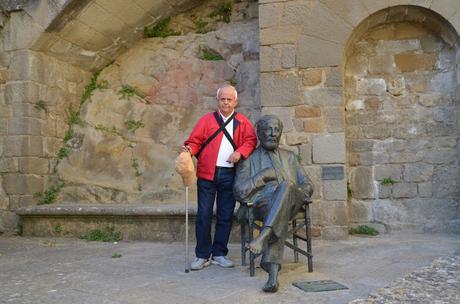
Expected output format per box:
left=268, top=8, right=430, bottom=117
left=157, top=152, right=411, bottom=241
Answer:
left=259, top=1, right=460, bottom=238
left=53, top=1, right=260, bottom=205
left=346, top=20, right=460, bottom=232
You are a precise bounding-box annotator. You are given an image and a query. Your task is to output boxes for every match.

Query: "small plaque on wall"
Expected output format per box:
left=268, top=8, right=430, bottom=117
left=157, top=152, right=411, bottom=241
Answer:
left=321, top=166, right=344, bottom=180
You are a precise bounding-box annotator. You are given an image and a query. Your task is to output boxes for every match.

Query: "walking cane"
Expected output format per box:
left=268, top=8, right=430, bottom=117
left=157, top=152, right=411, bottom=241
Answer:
left=185, top=186, right=190, bottom=273
left=175, top=151, right=195, bottom=274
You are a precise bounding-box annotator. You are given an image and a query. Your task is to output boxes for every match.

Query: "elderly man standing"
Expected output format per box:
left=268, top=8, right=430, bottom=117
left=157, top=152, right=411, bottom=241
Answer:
left=234, top=115, right=313, bottom=292
left=183, top=85, right=257, bottom=270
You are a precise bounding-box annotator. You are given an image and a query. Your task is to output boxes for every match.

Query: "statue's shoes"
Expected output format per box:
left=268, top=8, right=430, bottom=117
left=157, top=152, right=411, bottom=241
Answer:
left=190, top=258, right=211, bottom=270
left=211, top=256, right=234, bottom=268
left=262, top=281, right=279, bottom=293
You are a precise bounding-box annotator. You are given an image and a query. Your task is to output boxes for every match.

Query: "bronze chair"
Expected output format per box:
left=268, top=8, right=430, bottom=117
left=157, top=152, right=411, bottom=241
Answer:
left=238, top=199, right=313, bottom=276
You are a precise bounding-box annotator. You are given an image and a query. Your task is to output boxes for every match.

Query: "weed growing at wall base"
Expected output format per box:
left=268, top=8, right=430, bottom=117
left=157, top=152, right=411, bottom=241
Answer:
left=349, top=225, right=379, bottom=236
left=125, top=120, right=145, bottom=132
left=35, top=182, right=64, bottom=205
left=80, top=226, right=122, bottom=242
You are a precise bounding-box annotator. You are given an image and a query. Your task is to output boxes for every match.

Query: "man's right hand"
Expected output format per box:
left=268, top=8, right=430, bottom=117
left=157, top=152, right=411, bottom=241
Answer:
left=181, top=145, right=192, bottom=154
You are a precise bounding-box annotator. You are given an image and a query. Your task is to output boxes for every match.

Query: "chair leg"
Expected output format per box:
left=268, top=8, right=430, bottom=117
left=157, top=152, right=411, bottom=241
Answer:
left=248, top=207, right=255, bottom=277
left=241, top=222, right=246, bottom=267
left=305, top=204, right=313, bottom=273
left=292, top=219, right=299, bottom=263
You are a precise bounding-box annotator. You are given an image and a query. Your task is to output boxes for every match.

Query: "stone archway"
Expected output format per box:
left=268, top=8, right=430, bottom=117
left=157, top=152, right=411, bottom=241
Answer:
left=345, top=6, right=460, bottom=232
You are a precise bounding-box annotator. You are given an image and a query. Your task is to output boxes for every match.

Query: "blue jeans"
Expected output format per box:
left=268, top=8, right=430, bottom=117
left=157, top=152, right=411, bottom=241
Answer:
left=195, top=167, right=236, bottom=259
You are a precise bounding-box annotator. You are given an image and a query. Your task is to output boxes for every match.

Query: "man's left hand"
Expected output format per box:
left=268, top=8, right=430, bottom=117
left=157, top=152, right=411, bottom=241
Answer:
left=227, top=151, right=242, bottom=163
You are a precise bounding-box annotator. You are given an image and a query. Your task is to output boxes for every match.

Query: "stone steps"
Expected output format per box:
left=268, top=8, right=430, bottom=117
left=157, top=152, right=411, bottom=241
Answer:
left=16, top=204, right=242, bottom=242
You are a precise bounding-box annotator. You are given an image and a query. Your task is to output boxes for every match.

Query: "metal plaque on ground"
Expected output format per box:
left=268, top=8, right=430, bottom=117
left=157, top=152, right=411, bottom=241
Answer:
left=292, top=280, right=348, bottom=292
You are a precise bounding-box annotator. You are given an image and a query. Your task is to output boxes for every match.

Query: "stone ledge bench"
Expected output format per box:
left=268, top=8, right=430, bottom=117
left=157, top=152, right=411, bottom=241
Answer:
left=16, top=204, right=242, bottom=242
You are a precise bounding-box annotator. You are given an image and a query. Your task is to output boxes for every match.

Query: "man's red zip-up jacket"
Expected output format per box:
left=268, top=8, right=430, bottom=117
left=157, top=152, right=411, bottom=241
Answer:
left=184, top=111, right=257, bottom=181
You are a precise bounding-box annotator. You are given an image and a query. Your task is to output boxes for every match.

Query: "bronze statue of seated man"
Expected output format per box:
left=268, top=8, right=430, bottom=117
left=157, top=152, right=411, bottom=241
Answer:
left=233, top=115, right=314, bottom=292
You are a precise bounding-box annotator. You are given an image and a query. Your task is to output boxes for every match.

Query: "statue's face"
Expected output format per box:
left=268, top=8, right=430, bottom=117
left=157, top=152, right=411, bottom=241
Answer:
left=258, top=119, right=282, bottom=151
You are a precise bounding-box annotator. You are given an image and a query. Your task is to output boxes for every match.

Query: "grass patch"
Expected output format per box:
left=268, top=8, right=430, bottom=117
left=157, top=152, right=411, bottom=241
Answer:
left=347, top=181, right=353, bottom=201
left=95, top=124, right=119, bottom=135
left=380, top=177, right=397, bottom=185
left=132, top=158, right=142, bottom=177
left=63, top=129, right=75, bottom=143
left=209, top=1, right=232, bottom=23
left=349, top=225, right=379, bottom=236
left=34, top=100, right=48, bottom=113
left=125, top=120, right=145, bottom=132
left=65, top=105, right=84, bottom=126
left=112, top=253, right=122, bottom=258
left=57, top=147, right=70, bottom=159
left=54, top=224, right=62, bottom=234
left=80, top=226, right=122, bottom=242
left=194, top=19, right=209, bottom=34
left=144, top=17, right=180, bottom=38
left=35, top=182, right=64, bottom=205
left=201, top=50, right=224, bottom=61
left=118, top=84, right=136, bottom=100
left=81, top=71, right=100, bottom=104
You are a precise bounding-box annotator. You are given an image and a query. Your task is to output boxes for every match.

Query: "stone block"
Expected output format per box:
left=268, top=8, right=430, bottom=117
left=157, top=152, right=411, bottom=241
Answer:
left=261, top=72, right=301, bottom=107
left=312, top=133, right=345, bottom=164
left=285, top=132, right=309, bottom=146
left=259, top=2, right=283, bottom=28
left=11, top=50, right=44, bottom=81
left=297, top=36, right=343, bottom=68
left=325, top=67, right=342, bottom=87
left=432, top=165, right=459, bottom=199
left=369, top=55, right=396, bottom=74
left=18, top=157, right=49, bottom=174
left=0, top=69, right=10, bottom=84
left=260, top=46, right=281, bottom=72
left=323, top=180, right=347, bottom=201
left=4, top=135, right=43, bottom=157
left=322, top=107, right=344, bottom=132
left=298, top=143, right=312, bottom=165
left=392, top=183, right=418, bottom=198
left=4, top=81, right=40, bottom=104
left=303, top=117, right=325, bottom=133
left=375, top=165, right=402, bottom=181
left=12, top=103, right=46, bottom=119
left=356, top=78, right=386, bottom=96
left=379, top=184, right=392, bottom=199
left=2, top=12, right=43, bottom=52
left=2, top=173, right=43, bottom=195
left=376, top=39, right=420, bottom=54
left=395, top=53, right=437, bottom=72
left=424, top=149, right=457, bottom=164
left=387, top=76, right=406, bottom=96
left=433, top=107, right=456, bottom=123
left=320, top=226, right=348, bottom=240
left=9, top=195, right=36, bottom=210
left=348, top=200, right=372, bottom=222
left=0, top=118, right=7, bottom=135
left=418, top=182, right=432, bottom=198
left=281, top=44, right=296, bottom=69
left=297, top=2, right=352, bottom=44
left=390, top=151, right=424, bottom=164
left=294, top=105, right=321, bottom=118
left=300, top=69, right=323, bottom=87
left=260, top=25, right=301, bottom=45
left=0, top=157, right=18, bottom=173
left=403, top=164, right=434, bottom=182
left=8, top=117, right=43, bottom=135
left=431, top=71, right=455, bottom=93
left=349, top=166, right=375, bottom=199
left=261, top=107, right=294, bottom=132
left=302, top=88, right=343, bottom=107
left=350, top=140, right=374, bottom=152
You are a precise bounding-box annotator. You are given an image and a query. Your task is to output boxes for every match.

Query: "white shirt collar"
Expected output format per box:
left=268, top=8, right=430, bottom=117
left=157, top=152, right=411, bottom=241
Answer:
left=219, top=110, right=234, bottom=121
